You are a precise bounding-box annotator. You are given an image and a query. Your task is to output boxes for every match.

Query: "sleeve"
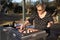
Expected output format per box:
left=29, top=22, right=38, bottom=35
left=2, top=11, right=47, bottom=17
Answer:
left=28, top=12, right=36, bottom=24
left=46, top=14, right=54, bottom=28
left=47, top=15, right=54, bottom=23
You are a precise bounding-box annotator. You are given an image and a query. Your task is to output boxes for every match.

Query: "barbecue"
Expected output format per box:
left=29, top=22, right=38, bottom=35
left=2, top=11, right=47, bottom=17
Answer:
left=18, top=28, right=48, bottom=40
left=0, top=27, right=48, bottom=40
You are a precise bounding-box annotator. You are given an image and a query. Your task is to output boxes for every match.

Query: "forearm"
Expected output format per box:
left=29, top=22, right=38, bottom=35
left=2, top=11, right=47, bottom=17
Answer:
left=23, top=20, right=30, bottom=27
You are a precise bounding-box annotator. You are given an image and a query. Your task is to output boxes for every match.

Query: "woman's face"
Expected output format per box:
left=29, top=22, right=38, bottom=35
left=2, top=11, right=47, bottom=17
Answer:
left=37, top=6, right=44, bottom=14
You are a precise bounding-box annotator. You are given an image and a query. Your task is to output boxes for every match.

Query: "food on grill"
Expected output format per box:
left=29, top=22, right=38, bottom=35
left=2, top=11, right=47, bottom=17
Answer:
left=18, top=29, right=24, bottom=33
left=23, top=31, right=26, bottom=33
left=18, top=28, right=38, bottom=34
left=27, top=28, right=38, bottom=32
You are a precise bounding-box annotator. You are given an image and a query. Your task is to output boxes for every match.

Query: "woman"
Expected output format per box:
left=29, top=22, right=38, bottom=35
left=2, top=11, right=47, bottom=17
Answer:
left=20, top=3, right=54, bottom=40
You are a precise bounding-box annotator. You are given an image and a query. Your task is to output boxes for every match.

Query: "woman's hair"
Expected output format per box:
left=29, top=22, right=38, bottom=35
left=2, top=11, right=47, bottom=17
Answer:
left=36, top=3, right=46, bottom=10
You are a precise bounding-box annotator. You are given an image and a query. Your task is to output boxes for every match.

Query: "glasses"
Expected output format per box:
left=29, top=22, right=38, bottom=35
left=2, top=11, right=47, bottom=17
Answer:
left=37, top=9, right=43, bottom=11
left=37, top=10, right=42, bottom=11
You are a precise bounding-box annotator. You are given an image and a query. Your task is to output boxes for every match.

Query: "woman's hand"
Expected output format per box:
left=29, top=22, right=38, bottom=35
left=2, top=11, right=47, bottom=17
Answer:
left=20, top=21, right=29, bottom=29
left=47, top=21, right=53, bottom=28
left=19, top=24, right=25, bottom=30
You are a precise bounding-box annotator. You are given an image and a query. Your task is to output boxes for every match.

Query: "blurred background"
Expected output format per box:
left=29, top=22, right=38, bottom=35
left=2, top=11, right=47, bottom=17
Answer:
left=0, top=0, right=60, bottom=40
left=0, top=0, right=60, bottom=26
